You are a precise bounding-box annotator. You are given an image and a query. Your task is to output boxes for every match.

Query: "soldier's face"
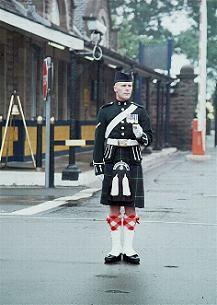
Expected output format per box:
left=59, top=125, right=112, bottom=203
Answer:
left=114, top=82, right=133, bottom=101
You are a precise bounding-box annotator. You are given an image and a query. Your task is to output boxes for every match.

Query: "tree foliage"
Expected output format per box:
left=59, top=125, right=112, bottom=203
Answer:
left=109, top=0, right=217, bottom=81
left=110, top=0, right=184, bottom=59
left=176, top=0, right=217, bottom=79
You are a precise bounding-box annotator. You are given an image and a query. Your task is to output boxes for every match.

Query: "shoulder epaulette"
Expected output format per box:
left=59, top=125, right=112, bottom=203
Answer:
left=131, top=102, right=144, bottom=108
left=101, top=102, right=114, bottom=109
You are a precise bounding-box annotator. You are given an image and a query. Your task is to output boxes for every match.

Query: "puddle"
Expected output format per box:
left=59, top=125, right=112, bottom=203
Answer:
left=105, top=290, right=130, bottom=294
left=95, top=274, right=118, bottom=279
left=164, top=265, right=179, bottom=268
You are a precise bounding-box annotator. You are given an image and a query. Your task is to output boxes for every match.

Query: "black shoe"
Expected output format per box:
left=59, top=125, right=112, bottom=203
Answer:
left=104, top=253, right=122, bottom=264
left=123, top=254, right=140, bottom=264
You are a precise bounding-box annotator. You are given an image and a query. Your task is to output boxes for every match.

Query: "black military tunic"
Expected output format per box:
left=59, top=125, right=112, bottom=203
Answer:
left=93, top=99, right=153, bottom=208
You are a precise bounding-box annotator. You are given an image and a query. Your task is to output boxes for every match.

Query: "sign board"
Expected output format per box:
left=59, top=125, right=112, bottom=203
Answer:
left=43, top=59, right=48, bottom=101
left=139, top=39, right=173, bottom=74
left=43, top=57, right=52, bottom=101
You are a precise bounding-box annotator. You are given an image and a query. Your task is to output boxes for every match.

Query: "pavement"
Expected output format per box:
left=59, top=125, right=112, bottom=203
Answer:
left=0, top=134, right=216, bottom=305
left=0, top=147, right=177, bottom=187
left=0, top=146, right=177, bottom=215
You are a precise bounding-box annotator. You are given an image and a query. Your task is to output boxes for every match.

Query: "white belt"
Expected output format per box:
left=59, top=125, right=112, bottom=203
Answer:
left=107, top=138, right=138, bottom=147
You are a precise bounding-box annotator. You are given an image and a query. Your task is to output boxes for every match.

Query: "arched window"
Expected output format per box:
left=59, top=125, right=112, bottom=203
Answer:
left=50, top=0, right=60, bottom=25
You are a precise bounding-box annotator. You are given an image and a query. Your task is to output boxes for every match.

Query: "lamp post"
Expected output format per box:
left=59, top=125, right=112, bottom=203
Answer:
left=62, top=18, right=106, bottom=179
left=197, top=0, right=207, bottom=153
left=84, top=17, right=106, bottom=113
left=96, top=59, right=101, bottom=112
left=62, top=51, right=81, bottom=180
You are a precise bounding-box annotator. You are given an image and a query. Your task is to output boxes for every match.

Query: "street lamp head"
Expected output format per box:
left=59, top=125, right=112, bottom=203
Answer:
left=84, top=17, right=107, bottom=36
left=83, top=17, right=106, bottom=61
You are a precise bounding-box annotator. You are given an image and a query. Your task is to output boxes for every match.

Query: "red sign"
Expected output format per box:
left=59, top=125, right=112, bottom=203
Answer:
left=43, top=59, right=48, bottom=101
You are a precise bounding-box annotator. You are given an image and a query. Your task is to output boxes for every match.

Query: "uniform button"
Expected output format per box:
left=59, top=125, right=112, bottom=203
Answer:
left=121, top=132, right=125, bottom=136
left=124, top=102, right=127, bottom=105
left=121, top=126, right=124, bottom=130
left=121, top=120, right=124, bottom=124
left=121, top=108, right=124, bottom=111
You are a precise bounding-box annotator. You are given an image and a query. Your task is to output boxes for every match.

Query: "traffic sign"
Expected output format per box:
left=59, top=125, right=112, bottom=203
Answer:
left=43, top=57, right=52, bottom=101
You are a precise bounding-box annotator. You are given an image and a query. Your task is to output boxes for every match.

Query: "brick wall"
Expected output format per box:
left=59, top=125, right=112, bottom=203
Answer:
left=170, top=65, right=197, bottom=150
left=139, top=79, right=160, bottom=147
left=138, top=69, right=196, bottom=151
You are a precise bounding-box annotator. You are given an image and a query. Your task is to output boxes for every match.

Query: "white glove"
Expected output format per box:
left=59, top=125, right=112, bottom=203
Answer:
left=94, top=164, right=104, bottom=175
left=132, top=124, right=143, bottom=139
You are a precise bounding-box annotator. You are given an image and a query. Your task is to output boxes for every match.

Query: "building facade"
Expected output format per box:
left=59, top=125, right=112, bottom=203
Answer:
left=0, top=0, right=196, bottom=165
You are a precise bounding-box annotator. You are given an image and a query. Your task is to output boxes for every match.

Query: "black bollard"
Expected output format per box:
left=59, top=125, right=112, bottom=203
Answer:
left=36, top=116, right=43, bottom=169
left=62, top=119, right=81, bottom=181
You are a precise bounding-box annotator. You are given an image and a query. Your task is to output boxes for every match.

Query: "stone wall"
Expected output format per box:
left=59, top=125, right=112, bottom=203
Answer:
left=169, top=65, right=197, bottom=150
left=139, top=78, right=166, bottom=149
left=137, top=65, right=197, bottom=151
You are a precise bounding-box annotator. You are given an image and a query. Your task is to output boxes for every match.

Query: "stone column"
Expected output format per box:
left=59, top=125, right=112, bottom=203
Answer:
left=170, top=65, right=197, bottom=150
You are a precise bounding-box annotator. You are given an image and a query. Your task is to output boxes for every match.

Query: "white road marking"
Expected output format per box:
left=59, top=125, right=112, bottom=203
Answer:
left=0, top=188, right=100, bottom=216
left=203, top=194, right=217, bottom=197
left=141, top=220, right=217, bottom=227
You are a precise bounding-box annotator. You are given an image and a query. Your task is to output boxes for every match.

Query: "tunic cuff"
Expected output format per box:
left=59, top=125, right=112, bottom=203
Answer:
left=93, top=161, right=105, bottom=165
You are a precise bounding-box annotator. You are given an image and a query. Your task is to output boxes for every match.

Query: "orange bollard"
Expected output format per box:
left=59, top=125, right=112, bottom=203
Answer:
left=192, top=118, right=205, bottom=155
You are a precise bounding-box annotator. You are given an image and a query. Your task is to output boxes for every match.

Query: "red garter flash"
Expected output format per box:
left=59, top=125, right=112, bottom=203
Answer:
left=106, top=214, right=122, bottom=231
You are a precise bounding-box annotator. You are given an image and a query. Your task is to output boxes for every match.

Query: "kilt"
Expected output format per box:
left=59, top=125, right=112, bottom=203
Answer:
left=100, top=146, right=145, bottom=208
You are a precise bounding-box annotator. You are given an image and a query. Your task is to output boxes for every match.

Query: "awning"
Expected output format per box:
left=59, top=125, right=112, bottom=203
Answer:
left=84, top=42, right=173, bottom=82
left=0, top=8, right=84, bottom=50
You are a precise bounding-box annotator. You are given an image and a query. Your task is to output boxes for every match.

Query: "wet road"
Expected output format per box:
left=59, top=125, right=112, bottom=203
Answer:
left=0, top=148, right=216, bottom=305
left=0, top=186, right=84, bottom=213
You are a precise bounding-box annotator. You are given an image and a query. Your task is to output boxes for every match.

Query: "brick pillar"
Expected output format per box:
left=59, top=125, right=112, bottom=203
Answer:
left=170, top=65, right=197, bottom=150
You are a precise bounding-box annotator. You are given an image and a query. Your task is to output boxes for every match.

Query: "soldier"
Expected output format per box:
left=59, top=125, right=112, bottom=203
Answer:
left=93, top=71, right=153, bottom=264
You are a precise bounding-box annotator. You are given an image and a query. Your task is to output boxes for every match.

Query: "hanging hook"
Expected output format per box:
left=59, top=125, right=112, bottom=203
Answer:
left=93, top=44, right=103, bottom=61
